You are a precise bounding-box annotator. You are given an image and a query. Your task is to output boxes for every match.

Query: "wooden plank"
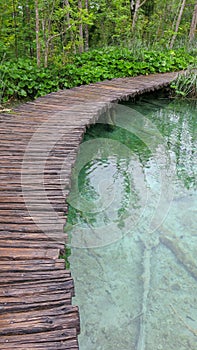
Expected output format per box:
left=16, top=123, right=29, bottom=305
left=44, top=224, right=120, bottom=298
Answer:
left=0, top=305, right=80, bottom=335
left=0, top=328, right=77, bottom=344
left=0, top=247, right=60, bottom=260
left=0, top=259, right=65, bottom=271
left=0, top=239, right=65, bottom=250
left=0, top=279, right=75, bottom=297
left=0, top=294, right=72, bottom=312
left=0, top=341, right=79, bottom=350
left=0, top=270, right=71, bottom=283
left=0, top=291, right=71, bottom=308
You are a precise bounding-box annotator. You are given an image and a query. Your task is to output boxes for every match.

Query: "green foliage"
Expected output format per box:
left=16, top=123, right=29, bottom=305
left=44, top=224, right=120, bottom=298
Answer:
left=88, top=0, right=131, bottom=47
left=171, top=67, right=197, bottom=98
left=0, top=47, right=196, bottom=103
left=0, top=59, right=60, bottom=102
left=1, top=0, right=197, bottom=64
left=60, top=246, right=71, bottom=269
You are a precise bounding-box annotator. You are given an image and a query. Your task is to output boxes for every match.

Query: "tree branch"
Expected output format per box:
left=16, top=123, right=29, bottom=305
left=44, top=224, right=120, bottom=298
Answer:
left=139, top=0, right=148, bottom=9
left=47, top=27, right=71, bottom=45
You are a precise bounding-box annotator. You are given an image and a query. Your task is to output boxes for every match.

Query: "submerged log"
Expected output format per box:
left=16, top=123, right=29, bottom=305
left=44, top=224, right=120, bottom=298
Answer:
left=160, top=234, right=197, bottom=281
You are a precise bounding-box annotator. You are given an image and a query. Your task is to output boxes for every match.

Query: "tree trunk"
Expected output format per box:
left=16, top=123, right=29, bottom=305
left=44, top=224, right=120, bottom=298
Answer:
left=189, top=2, right=197, bottom=41
left=78, top=0, right=84, bottom=53
left=84, top=0, right=89, bottom=51
left=132, top=0, right=140, bottom=30
left=23, top=2, right=34, bottom=57
left=130, top=0, right=135, bottom=18
left=64, top=0, right=76, bottom=54
left=12, top=0, right=18, bottom=59
left=35, top=0, right=41, bottom=67
left=170, top=0, right=186, bottom=49
left=44, top=42, right=49, bottom=68
left=131, top=0, right=148, bottom=30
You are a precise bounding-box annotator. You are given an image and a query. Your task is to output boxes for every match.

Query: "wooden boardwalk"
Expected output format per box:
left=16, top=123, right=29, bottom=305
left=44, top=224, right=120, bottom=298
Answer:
left=0, top=72, right=178, bottom=349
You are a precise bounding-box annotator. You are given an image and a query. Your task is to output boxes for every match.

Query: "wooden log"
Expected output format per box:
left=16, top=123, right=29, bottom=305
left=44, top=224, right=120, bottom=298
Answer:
left=0, top=305, right=80, bottom=335
left=0, top=247, right=60, bottom=260
left=0, top=340, right=79, bottom=350
left=0, top=293, right=72, bottom=312
left=0, top=239, right=65, bottom=250
left=0, top=291, right=71, bottom=307
left=0, top=270, right=71, bottom=283
left=0, top=328, right=77, bottom=344
left=0, top=259, right=65, bottom=271
left=0, top=279, right=75, bottom=297
left=160, top=234, right=197, bottom=280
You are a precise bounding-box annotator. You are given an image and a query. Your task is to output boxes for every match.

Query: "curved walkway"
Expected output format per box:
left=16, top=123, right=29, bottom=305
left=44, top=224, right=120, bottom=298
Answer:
left=0, top=72, right=178, bottom=349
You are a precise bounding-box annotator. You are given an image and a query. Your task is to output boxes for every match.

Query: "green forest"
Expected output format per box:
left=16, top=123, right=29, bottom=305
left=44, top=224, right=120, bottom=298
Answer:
left=0, top=0, right=197, bottom=104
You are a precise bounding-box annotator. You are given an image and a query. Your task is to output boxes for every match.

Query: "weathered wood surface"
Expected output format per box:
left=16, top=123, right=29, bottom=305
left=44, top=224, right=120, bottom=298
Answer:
left=0, top=72, right=178, bottom=349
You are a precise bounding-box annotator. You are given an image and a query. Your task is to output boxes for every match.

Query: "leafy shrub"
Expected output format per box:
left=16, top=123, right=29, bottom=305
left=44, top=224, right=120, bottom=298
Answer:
left=0, top=59, right=61, bottom=103
left=0, top=47, right=196, bottom=103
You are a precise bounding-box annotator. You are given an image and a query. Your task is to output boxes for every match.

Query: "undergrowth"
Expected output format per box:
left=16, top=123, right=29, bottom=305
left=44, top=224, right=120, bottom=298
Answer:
left=171, top=67, right=197, bottom=98
left=0, top=47, right=196, bottom=104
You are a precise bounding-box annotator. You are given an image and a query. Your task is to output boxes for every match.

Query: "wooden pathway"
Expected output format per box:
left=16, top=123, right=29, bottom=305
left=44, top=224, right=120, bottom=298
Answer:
left=0, top=72, right=178, bottom=349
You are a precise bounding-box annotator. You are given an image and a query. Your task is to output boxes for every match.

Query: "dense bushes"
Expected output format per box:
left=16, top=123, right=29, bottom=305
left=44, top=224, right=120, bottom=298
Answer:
left=0, top=47, right=196, bottom=104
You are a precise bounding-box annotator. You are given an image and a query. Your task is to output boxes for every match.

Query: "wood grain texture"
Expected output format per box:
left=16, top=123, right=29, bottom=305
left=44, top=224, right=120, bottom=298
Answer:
left=0, top=72, right=178, bottom=349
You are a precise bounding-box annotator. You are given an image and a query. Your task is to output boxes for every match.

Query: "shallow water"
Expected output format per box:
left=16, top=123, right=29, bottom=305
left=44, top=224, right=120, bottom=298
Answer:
left=67, top=96, right=197, bottom=350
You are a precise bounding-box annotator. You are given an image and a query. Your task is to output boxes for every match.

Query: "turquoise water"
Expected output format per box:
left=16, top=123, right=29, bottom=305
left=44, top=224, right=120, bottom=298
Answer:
left=67, top=96, right=197, bottom=350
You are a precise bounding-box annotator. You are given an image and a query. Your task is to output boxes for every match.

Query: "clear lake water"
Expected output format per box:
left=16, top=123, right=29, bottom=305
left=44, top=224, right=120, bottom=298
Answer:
left=67, top=95, right=197, bottom=350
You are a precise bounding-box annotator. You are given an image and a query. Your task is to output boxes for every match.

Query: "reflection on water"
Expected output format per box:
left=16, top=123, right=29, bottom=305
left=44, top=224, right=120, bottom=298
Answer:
left=67, top=97, right=197, bottom=350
